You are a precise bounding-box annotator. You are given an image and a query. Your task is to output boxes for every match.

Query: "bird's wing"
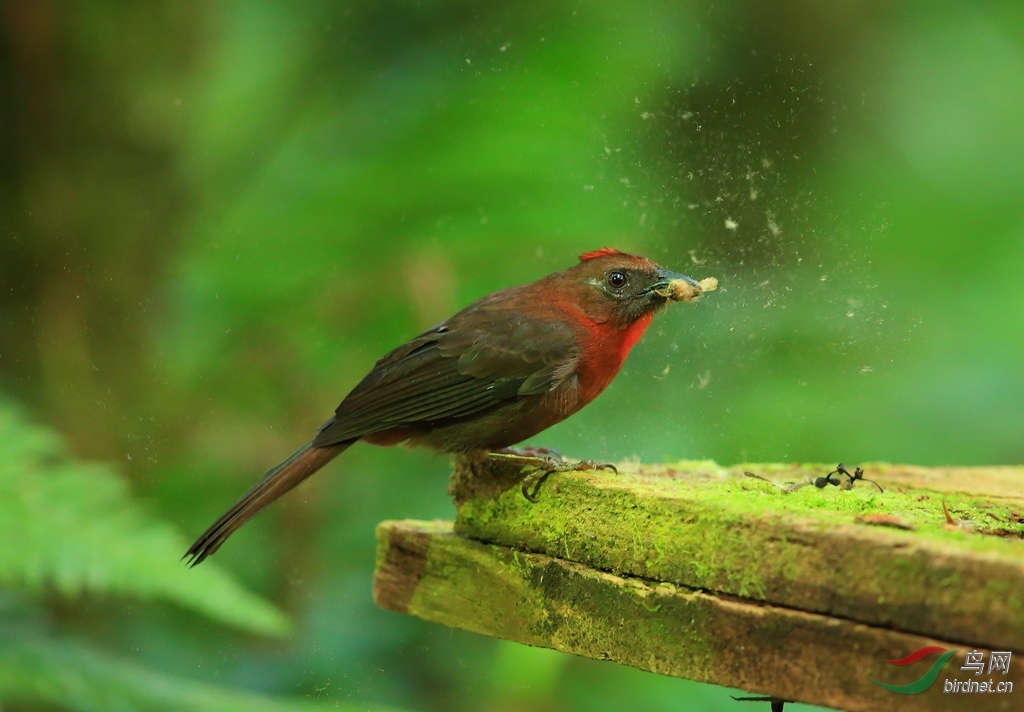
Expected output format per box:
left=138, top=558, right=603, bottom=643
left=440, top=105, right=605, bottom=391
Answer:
left=311, top=301, right=579, bottom=446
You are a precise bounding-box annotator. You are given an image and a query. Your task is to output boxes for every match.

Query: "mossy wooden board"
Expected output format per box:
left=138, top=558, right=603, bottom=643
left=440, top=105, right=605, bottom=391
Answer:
left=375, top=519, right=1021, bottom=712
left=450, top=459, right=1024, bottom=652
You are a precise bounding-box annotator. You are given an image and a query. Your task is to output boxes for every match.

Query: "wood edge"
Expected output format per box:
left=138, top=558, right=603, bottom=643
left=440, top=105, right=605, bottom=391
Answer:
left=377, top=519, right=1024, bottom=712
left=373, top=519, right=449, bottom=614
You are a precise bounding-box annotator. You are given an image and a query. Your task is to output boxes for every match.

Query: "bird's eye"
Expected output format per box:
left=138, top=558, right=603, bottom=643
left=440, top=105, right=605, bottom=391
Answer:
left=607, top=271, right=627, bottom=289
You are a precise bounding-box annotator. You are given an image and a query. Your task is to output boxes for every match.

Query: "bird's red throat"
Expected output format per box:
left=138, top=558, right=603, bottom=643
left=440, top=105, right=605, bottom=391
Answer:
left=619, top=312, right=654, bottom=363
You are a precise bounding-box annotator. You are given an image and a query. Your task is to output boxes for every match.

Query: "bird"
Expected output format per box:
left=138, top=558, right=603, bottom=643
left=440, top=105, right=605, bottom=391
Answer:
left=185, top=248, right=711, bottom=565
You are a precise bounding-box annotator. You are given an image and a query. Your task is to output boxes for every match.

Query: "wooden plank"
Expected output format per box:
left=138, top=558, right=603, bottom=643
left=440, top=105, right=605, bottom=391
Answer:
left=863, top=463, right=1024, bottom=505
left=449, top=459, right=1024, bottom=652
left=375, top=519, right=1022, bottom=712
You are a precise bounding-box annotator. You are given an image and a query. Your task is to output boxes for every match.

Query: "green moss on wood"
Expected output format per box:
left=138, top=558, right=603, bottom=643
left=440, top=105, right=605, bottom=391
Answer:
left=451, top=458, right=1024, bottom=651
left=374, top=519, right=1023, bottom=712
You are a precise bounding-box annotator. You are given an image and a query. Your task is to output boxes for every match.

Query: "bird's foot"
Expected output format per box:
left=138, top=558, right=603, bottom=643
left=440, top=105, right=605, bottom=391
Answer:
left=568, top=459, right=619, bottom=475
left=520, top=466, right=554, bottom=503
left=485, top=451, right=617, bottom=503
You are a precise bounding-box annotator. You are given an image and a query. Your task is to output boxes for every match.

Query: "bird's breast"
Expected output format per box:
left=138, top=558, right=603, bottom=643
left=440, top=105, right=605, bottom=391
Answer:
left=575, top=312, right=654, bottom=404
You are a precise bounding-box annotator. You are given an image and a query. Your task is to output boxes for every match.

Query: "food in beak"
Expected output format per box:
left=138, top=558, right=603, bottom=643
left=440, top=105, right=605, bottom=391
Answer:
left=657, top=276, right=718, bottom=302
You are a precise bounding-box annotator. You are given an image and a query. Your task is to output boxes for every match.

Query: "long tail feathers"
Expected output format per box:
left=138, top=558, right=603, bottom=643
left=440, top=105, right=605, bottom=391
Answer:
left=184, top=441, right=350, bottom=566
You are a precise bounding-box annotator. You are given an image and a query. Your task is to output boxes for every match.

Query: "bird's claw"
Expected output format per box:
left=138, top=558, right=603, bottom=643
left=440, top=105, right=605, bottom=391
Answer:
left=573, top=459, right=618, bottom=474
left=519, top=457, right=618, bottom=502
left=484, top=450, right=619, bottom=502
left=521, top=467, right=554, bottom=503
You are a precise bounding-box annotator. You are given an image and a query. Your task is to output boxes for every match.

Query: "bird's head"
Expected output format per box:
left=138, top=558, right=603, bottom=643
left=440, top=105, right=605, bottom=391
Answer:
left=556, top=248, right=709, bottom=328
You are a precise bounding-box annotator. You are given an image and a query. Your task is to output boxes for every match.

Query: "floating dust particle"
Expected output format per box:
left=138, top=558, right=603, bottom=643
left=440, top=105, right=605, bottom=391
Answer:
left=697, top=370, right=711, bottom=389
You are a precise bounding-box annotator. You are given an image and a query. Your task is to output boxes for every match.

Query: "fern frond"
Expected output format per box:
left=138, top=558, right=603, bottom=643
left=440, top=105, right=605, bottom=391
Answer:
left=0, top=637, right=403, bottom=712
left=0, top=401, right=288, bottom=636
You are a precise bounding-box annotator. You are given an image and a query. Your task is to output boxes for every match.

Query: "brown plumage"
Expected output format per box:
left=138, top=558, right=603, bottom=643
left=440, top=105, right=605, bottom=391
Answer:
left=185, top=249, right=707, bottom=565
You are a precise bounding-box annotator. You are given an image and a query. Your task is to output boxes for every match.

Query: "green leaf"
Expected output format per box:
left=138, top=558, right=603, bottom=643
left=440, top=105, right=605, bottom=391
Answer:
left=0, top=637, right=400, bottom=712
left=0, top=400, right=289, bottom=636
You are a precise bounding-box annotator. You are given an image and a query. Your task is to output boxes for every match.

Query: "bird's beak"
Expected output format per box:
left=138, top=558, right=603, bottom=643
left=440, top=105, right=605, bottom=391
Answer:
left=649, top=269, right=704, bottom=303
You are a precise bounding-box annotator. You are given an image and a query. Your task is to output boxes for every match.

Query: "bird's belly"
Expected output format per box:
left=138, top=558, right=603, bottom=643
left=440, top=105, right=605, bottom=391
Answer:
left=408, top=386, right=584, bottom=454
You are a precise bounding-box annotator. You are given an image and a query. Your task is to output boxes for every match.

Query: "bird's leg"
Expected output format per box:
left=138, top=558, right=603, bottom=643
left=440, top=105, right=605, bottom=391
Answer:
left=493, top=445, right=565, bottom=461
left=485, top=451, right=618, bottom=475
left=485, top=451, right=618, bottom=503
left=482, top=452, right=561, bottom=502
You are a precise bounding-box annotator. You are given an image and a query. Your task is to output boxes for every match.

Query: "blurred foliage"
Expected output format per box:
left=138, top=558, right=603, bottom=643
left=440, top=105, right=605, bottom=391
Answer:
left=1, top=0, right=1022, bottom=710
left=0, top=639, right=395, bottom=712
left=0, top=401, right=377, bottom=710
left=0, top=400, right=287, bottom=635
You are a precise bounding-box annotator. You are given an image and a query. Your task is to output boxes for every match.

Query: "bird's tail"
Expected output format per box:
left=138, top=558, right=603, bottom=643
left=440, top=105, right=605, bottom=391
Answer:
left=184, top=440, right=351, bottom=566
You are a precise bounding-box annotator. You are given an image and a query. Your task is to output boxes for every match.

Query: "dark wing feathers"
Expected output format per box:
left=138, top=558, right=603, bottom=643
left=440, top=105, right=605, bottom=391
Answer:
left=517, top=359, right=578, bottom=395
left=312, top=306, right=578, bottom=447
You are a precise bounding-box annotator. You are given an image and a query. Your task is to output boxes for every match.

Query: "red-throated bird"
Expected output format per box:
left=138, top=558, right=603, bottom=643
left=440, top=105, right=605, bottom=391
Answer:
left=185, top=248, right=711, bottom=564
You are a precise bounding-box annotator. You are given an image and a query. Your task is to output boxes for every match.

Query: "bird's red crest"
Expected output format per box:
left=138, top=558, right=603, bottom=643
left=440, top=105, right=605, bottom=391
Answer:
left=578, top=247, right=625, bottom=262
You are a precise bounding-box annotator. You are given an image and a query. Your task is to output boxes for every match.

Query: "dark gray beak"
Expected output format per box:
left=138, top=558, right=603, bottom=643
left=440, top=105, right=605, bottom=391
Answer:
left=652, top=269, right=700, bottom=291
left=647, top=269, right=704, bottom=302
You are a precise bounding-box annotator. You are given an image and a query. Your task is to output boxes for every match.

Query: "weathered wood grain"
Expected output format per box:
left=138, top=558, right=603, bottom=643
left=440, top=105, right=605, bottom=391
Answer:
left=375, top=519, right=1021, bottom=712
left=449, top=459, right=1024, bottom=652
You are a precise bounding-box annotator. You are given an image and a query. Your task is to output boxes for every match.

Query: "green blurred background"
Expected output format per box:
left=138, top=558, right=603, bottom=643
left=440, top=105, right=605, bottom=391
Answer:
left=1, top=0, right=1022, bottom=710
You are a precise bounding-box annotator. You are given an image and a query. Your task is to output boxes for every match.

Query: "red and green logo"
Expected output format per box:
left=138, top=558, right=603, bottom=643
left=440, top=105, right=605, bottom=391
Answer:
left=869, top=646, right=958, bottom=694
